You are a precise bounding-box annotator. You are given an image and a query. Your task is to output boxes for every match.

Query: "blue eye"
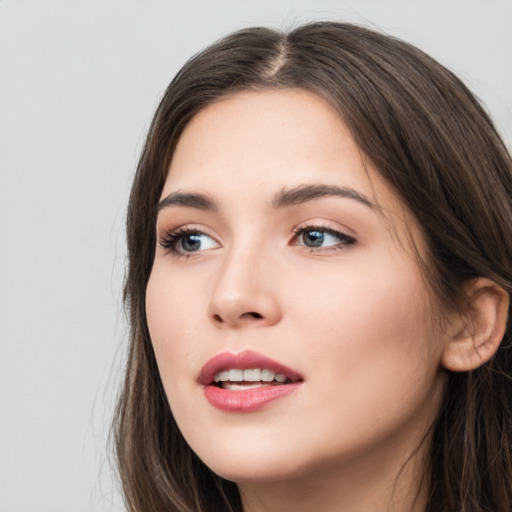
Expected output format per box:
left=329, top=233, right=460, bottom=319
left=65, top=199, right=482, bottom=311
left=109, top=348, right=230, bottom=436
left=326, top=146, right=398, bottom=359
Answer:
left=295, top=227, right=355, bottom=250
left=160, top=229, right=218, bottom=254
left=301, top=230, right=328, bottom=247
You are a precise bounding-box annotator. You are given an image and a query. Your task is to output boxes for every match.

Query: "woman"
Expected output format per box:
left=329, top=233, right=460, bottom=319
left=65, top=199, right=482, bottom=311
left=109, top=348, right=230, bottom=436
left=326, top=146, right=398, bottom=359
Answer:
left=113, top=22, right=512, bottom=511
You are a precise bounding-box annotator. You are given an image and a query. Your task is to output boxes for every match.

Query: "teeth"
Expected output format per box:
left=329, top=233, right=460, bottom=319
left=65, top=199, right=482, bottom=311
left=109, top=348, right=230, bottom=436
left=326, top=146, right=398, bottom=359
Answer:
left=213, top=370, right=229, bottom=383
left=261, top=369, right=275, bottom=382
left=243, top=368, right=261, bottom=381
left=213, top=368, right=289, bottom=384
left=228, top=369, right=243, bottom=381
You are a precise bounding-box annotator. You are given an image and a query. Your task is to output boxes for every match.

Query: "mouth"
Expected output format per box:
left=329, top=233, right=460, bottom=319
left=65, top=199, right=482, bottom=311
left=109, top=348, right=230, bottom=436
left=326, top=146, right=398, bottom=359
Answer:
left=213, top=367, right=294, bottom=390
left=199, top=350, right=303, bottom=412
left=199, top=349, right=303, bottom=386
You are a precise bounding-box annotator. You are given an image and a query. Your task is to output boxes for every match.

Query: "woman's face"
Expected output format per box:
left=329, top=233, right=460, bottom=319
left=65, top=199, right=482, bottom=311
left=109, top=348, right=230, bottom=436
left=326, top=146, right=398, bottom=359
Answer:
left=146, top=89, right=449, bottom=485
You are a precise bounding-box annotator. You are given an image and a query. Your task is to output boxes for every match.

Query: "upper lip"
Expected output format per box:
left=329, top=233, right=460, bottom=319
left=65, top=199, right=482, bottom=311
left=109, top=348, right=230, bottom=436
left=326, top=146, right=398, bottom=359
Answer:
left=198, top=350, right=303, bottom=386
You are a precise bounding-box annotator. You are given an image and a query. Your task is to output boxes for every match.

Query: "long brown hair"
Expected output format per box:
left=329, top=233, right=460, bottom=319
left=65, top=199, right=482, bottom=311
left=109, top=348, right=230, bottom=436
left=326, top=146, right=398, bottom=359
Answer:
left=113, top=22, right=512, bottom=511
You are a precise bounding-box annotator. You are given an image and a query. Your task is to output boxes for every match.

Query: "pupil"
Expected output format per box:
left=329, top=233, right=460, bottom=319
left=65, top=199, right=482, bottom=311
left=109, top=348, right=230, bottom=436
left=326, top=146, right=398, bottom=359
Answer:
left=182, top=234, right=201, bottom=251
left=304, top=230, right=324, bottom=247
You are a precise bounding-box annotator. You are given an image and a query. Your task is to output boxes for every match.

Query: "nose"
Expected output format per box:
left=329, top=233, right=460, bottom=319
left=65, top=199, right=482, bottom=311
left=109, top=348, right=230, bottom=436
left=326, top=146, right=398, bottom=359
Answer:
left=208, top=246, right=282, bottom=329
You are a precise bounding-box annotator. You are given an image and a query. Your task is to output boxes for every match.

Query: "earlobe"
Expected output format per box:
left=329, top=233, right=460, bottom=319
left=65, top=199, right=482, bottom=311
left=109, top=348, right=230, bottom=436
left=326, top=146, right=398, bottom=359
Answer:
left=441, top=278, right=509, bottom=372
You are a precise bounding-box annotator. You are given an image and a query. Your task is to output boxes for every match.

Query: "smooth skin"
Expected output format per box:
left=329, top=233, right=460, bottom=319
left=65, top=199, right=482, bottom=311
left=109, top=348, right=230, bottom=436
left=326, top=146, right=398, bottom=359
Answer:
left=146, top=89, right=508, bottom=512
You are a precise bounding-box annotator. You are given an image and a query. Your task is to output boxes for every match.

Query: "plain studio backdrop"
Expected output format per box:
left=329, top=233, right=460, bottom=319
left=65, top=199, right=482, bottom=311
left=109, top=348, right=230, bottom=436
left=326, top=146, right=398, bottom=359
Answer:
left=0, top=1, right=511, bottom=511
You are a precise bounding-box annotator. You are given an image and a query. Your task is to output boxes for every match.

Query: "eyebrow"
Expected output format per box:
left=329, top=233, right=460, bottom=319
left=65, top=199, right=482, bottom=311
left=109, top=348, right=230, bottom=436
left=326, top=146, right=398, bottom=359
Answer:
left=157, top=191, right=218, bottom=212
left=271, top=184, right=375, bottom=209
left=157, top=183, right=375, bottom=213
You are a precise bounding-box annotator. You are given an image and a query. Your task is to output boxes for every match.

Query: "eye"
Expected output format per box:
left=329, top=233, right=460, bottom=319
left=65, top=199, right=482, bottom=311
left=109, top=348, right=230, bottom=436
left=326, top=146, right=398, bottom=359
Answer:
left=292, top=226, right=356, bottom=250
left=160, top=228, right=219, bottom=255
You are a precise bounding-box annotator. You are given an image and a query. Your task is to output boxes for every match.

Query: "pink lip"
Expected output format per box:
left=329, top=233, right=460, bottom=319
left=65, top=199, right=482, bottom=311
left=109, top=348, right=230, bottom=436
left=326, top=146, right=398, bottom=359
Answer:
left=198, top=350, right=303, bottom=385
left=199, top=350, right=303, bottom=413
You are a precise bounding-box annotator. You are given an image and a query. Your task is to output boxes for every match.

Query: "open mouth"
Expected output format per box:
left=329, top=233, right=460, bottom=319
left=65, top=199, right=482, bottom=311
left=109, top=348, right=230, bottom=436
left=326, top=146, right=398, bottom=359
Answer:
left=199, top=350, right=303, bottom=411
left=199, top=350, right=303, bottom=387
left=213, top=368, right=295, bottom=390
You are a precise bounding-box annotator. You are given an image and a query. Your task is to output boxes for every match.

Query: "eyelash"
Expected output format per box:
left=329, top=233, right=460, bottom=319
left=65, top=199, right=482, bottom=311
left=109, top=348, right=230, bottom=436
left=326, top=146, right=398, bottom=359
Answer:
left=159, top=227, right=214, bottom=257
left=291, top=224, right=356, bottom=252
left=158, top=224, right=356, bottom=257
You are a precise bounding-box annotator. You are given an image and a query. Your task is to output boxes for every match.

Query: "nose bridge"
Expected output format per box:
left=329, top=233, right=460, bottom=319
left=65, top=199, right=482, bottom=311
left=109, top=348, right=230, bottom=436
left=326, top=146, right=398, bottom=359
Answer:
left=208, top=235, right=281, bottom=327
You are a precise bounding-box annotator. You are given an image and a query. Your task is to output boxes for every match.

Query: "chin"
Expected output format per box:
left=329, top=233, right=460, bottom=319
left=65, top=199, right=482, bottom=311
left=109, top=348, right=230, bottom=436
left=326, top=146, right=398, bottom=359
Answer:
left=191, top=437, right=320, bottom=485
left=205, top=457, right=306, bottom=484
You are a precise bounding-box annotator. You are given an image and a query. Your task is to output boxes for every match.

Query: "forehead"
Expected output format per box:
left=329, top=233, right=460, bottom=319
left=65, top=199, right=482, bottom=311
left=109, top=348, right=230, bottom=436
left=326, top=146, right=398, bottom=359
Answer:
left=163, top=89, right=414, bottom=228
left=167, top=89, right=361, bottom=188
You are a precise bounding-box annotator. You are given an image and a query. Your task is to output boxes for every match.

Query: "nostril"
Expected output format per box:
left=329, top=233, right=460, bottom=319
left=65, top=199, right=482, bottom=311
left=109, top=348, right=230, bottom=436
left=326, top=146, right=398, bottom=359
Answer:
left=211, top=311, right=266, bottom=325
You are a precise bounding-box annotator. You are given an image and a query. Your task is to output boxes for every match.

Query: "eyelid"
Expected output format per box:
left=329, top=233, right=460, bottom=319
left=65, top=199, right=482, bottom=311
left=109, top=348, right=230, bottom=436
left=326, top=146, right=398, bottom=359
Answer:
left=293, top=216, right=356, bottom=234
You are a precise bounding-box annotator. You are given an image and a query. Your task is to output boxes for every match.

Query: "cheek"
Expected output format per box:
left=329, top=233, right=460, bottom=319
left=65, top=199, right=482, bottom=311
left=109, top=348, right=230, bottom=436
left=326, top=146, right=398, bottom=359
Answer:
left=146, top=269, right=206, bottom=434
left=297, top=253, right=428, bottom=333
left=146, top=268, right=197, bottom=375
left=291, top=254, right=440, bottom=393
left=286, top=266, right=444, bottom=461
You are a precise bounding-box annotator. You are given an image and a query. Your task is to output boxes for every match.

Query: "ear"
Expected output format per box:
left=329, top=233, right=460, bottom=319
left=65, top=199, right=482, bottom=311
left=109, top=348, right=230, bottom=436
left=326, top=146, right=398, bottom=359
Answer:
left=441, top=278, right=509, bottom=372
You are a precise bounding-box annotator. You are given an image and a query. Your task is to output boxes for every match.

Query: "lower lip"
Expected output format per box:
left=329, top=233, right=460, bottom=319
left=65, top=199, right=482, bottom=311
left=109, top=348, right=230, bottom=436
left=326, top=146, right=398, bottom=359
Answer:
left=204, top=383, right=301, bottom=412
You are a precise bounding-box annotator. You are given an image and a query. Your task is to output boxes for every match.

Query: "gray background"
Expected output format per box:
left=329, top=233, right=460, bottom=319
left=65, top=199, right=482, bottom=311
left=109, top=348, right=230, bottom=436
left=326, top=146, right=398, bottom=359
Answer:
left=1, top=1, right=511, bottom=511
